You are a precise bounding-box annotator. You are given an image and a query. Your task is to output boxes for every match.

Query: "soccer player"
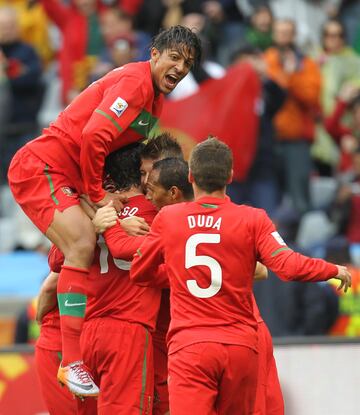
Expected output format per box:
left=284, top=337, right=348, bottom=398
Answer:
left=145, top=157, right=193, bottom=415
left=146, top=158, right=283, bottom=415
left=49, top=143, right=163, bottom=413
left=78, top=142, right=164, bottom=414
left=7, top=26, right=202, bottom=397
left=130, top=138, right=351, bottom=415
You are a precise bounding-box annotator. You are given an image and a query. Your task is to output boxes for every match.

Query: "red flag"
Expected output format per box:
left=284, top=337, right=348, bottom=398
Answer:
left=160, top=62, right=261, bottom=181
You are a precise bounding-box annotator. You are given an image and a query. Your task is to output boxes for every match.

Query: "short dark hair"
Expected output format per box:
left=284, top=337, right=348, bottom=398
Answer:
left=141, top=132, right=183, bottom=160
left=153, top=157, right=193, bottom=201
left=105, top=142, right=144, bottom=191
left=322, top=18, right=346, bottom=42
left=189, top=137, right=233, bottom=193
left=151, top=25, right=202, bottom=67
left=230, top=42, right=261, bottom=63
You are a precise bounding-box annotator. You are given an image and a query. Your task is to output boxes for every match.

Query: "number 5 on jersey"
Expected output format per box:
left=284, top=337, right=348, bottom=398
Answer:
left=185, top=233, right=222, bottom=298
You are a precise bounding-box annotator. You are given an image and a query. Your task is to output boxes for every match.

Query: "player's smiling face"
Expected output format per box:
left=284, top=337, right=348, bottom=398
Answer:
left=150, top=46, right=195, bottom=95
left=145, top=169, right=173, bottom=210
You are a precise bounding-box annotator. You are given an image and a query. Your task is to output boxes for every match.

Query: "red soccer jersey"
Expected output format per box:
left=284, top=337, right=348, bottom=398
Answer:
left=27, top=61, right=163, bottom=202
left=85, top=194, right=161, bottom=330
left=37, top=308, right=61, bottom=352
left=130, top=196, right=338, bottom=355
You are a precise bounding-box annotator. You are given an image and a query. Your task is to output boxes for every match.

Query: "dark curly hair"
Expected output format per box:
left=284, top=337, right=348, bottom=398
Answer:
left=141, top=132, right=183, bottom=161
left=105, top=143, right=144, bottom=191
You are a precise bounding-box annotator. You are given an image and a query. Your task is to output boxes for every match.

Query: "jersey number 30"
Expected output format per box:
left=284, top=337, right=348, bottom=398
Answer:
left=185, top=233, right=222, bottom=298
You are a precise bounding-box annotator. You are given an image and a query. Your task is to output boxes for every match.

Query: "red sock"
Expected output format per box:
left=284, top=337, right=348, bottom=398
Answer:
left=57, top=265, right=89, bottom=366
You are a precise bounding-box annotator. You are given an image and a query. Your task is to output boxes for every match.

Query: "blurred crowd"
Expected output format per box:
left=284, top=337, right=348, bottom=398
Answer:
left=1, top=0, right=360, bottom=339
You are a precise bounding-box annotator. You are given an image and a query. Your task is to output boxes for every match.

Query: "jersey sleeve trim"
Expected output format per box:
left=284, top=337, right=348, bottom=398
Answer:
left=94, top=109, right=123, bottom=133
left=271, top=247, right=291, bottom=257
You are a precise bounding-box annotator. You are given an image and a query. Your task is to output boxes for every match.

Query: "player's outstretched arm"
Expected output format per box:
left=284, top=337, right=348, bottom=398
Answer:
left=36, top=271, right=59, bottom=323
left=334, top=265, right=352, bottom=293
left=254, top=209, right=348, bottom=284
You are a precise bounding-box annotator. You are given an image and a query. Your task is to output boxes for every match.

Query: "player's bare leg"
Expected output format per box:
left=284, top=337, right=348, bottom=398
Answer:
left=46, top=205, right=99, bottom=398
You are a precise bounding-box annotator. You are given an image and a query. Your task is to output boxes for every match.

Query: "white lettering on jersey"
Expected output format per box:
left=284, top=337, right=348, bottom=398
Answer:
left=110, top=97, right=128, bottom=117
left=187, top=215, right=222, bottom=230
left=271, top=231, right=286, bottom=246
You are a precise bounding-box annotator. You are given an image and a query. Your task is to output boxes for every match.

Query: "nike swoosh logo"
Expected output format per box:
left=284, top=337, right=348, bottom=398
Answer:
left=65, top=300, right=86, bottom=307
left=67, top=379, right=93, bottom=391
left=138, top=120, right=149, bottom=126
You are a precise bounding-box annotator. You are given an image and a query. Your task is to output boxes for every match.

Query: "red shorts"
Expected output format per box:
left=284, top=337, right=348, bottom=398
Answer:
left=8, top=146, right=80, bottom=233
left=152, top=334, right=169, bottom=415
left=254, top=322, right=284, bottom=415
left=35, top=345, right=95, bottom=415
left=80, top=318, right=154, bottom=415
left=168, top=342, right=258, bottom=415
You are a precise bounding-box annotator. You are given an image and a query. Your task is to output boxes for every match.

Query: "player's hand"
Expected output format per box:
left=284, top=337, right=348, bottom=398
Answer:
left=120, top=216, right=150, bottom=236
left=334, top=265, right=352, bottom=293
left=92, top=201, right=118, bottom=234
left=95, top=191, right=127, bottom=212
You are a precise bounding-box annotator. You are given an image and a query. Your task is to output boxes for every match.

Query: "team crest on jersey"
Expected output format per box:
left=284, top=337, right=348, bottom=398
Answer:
left=110, top=97, right=128, bottom=117
left=61, top=187, right=76, bottom=197
left=271, top=231, right=286, bottom=246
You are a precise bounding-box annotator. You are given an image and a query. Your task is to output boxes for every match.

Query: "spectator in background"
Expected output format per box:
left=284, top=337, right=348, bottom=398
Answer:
left=325, top=83, right=360, bottom=173
left=312, top=19, right=360, bottom=175
left=169, top=12, right=225, bottom=100
left=229, top=44, right=285, bottom=217
left=90, top=33, right=136, bottom=81
left=135, top=0, right=203, bottom=37
left=264, top=19, right=321, bottom=215
left=331, top=148, right=360, bottom=267
left=97, top=0, right=143, bottom=17
left=0, top=6, right=43, bottom=184
left=245, top=4, right=273, bottom=51
left=334, top=0, right=360, bottom=46
left=14, top=297, right=39, bottom=344
left=98, top=7, right=149, bottom=62
left=0, top=0, right=53, bottom=67
left=40, top=0, right=104, bottom=104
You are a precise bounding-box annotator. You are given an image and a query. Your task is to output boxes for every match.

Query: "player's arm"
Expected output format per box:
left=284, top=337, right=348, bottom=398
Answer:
left=92, top=203, right=149, bottom=258
left=36, top=271, right=59, bottom=323
left=80, top=77, right=145, bottom=205
left=92, top=203, right=149, bottom=235
left=36, top=244, right=66, bottom=322
left=103, top=224, right=146, bottom=260
left=130, top=212, right=165, bottom=285
left=254, top=210, right=351, bottom=291
left=254, top=262, right=268, bottom=280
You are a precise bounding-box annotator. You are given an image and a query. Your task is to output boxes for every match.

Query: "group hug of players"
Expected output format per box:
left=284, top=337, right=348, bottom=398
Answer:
left=7, top=26, right=351, bottom=414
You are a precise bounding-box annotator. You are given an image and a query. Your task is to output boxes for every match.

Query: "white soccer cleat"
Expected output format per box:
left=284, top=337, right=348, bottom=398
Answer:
left=57, top=361, right=99, bottom=398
